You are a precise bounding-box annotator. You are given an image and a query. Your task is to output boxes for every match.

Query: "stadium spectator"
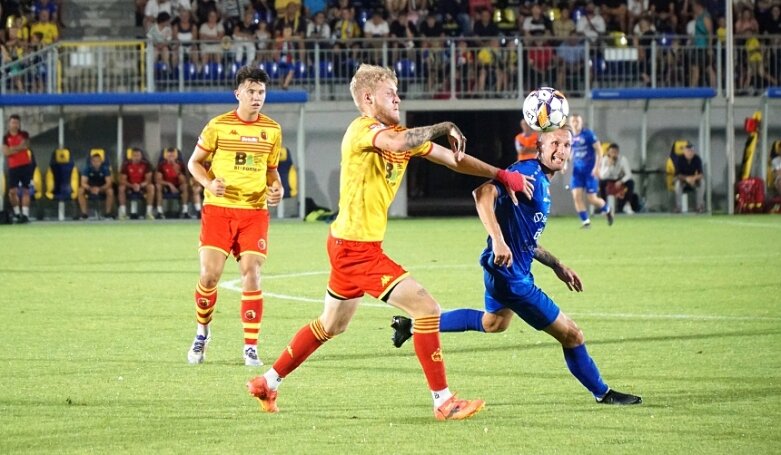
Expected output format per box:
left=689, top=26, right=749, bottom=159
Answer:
left=575, top=2, right=606, bottom=44
left=31, top=0, right=58, bottom=24
left=527, top=36, right=556, bottom=91
left=475, top=38, right=507, bottom=95
left=306, top=11, right=331, bottom=43
left=522, top=3, right=550, bottom=37
left=332, top=6, right=362, bottom=45
left=688, top=0, right=716, bottom=88
left=77, top=153, right=115, bottom=220
left=436, top=0, right=470, bottom=37
left=147, top=12, right=174, bottom=67
left=186, top=66, right=284, bottom=367
left=389, top=127, right=643, bottom=406
left=556, top=31, right=586, bottom=92
left=673, top=141, right=705, bottom=213
left=634, top=15, right=656, bottom=86
left=2, top=21, right=27, bottom=93
left=144, top=0, right=190, bottom=31
left=118, top=147, right=155, bottom=220
left=219, top=0, right=252, bottom=35
left=252, top=0, right=276, bottom=26
left=389, top=10, right=418, bottom=54
left=233, top=7, right=258, bottom=64
left=172, top=8, right=199, bottom=68
left=472, top=8, right=499, bottom=38
left=568, top=113, right=612, bottom=229
left=192, top=0, right=218, bottom=25
left=29, top=9, right=58, bottom=45
left=385, top=0, right=408, bottom=18
left=2, top=114, right=34, bottom=223
left=552, top=3, right=576, bottom=39
left=273, top=25, right=298, bottom=89
left=364, top=9, right=390, bottom=39
left=136, top=0, right=148, bottom=27
left=600, top=0, right=629, bottom=32
left=155, top=147, right=190, bottom=219
left=247, top=63, right=531, bottom=419
left=255, top=20, right=273, bottom=62
left=303, top=0, right=326, bottom=17
left=418, top=13, right=444, bottom=38
left=199, top=9, right=226, bottom=66
left=514, top=118, right=539, bottom=161
left=598, top=143, right=639, bottom=214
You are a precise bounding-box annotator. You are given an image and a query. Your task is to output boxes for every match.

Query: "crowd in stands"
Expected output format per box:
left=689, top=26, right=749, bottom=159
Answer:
left=128, top=0, right=781, bottom=93
left=1, top=0, right=780, bottom=95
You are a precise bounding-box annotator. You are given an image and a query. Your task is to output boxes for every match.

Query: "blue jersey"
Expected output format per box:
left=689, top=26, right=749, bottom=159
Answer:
left=480, top=160, right=551, bottom=280
left=571, top=128, right=599, bottom=173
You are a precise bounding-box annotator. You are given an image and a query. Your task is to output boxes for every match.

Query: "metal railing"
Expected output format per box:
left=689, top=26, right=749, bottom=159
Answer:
left=3, top=35, right=780, bottom=99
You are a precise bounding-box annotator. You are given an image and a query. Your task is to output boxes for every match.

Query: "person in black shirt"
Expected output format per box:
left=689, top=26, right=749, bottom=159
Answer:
left=674, top=141, right=705, bottom=213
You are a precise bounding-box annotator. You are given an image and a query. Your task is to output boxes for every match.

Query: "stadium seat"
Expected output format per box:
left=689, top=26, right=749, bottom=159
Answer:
left=45, top=148, right=79, bottom=221
left=182, top=61, right=198, bottom=81
left=395, top=59, right=417, bottom=79
left=202, top=62, right=224, bottom=82
left=666, top=140, right=688, bottom=191
left=318, top=60, right=335, bottom=79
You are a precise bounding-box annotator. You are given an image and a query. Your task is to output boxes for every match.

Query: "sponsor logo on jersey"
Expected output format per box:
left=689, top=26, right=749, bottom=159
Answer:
left=241, top=136, right=259, bottom=143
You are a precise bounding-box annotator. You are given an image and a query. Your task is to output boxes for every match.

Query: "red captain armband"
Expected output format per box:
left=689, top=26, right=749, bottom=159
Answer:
left=495, top=169, right=527, bottom=192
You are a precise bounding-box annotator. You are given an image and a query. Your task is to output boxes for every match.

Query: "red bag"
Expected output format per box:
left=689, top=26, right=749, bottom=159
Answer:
left=735, top=178, right=765, bottom=213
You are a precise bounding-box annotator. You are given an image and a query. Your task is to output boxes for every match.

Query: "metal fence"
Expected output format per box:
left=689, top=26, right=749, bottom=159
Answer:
left=3, top=35, right=780, bottom=99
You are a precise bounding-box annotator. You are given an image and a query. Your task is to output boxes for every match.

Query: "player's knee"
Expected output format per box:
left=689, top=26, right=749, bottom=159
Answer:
left=483, top=317, right=508, bottom=333
left=563, top=324, right=584, bottom=347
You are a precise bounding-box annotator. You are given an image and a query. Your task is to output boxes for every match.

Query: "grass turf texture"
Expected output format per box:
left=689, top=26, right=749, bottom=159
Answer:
left=0, top=215, right=779, bottom=454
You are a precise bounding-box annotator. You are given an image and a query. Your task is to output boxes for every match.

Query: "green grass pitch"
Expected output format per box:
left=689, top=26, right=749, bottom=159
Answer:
left=1, top=215, right=779, bottom=454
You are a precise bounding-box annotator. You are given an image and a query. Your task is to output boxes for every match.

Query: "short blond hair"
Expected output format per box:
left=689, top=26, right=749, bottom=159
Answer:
left=349, top=64, right=398, bottom=110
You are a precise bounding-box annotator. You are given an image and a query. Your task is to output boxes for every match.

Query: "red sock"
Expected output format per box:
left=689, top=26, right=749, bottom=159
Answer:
left=413, top=316, right=448, bottom=391
left=272, top=318, right=332, bottom=378
left=194, top=281, right=217, bottom=326
left=241, top=290, right=263, bottom=345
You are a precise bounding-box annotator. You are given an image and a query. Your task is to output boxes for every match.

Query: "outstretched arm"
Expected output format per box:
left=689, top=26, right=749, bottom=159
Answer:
left=374, top=121, right=465, bottom=155
left=473, top=181, right=513, bottom=268
left=426, top=143, right=534, bottom=200
left=534, top=245, right=583, bottom=292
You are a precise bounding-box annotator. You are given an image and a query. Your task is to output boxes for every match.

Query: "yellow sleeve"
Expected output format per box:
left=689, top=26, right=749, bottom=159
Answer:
left=197, top=119, right=218, bottom=153
left=267, top=130, right=282, bottom=169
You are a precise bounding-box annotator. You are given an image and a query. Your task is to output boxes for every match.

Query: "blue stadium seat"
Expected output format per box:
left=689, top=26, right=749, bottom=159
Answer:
left=202, top=62, right=224, bottom=81
left=395, top=59, right=417, bottom=79
left=182, top=61, right=198, bottom=81
left=45, top=148, right=78, bottom=203
left=318, top=60, right=335, bottom=79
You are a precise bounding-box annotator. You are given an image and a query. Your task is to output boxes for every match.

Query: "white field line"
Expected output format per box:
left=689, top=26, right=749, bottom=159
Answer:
left=220, top=268, right=781, bottom=322
left=707, top=219, right=781, bottom=229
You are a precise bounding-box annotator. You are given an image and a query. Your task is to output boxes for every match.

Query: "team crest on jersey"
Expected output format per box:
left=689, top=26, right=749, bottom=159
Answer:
left=431, top=348, right=443, bottom=362
left=261, top=131, right=267, bottom=140
left=241, top=136, right=259, bottom=143
left=197, top=298, right=210, bottom=308
left=258, top=239, right=267, bottom=251
left=244, top=310, right=257, bottom=320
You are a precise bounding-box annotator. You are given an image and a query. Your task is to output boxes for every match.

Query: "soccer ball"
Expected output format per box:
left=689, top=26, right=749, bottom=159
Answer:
left=522, top=87, right=570, bottom=133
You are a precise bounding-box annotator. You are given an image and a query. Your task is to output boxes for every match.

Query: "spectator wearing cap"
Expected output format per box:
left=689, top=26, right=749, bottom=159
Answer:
left=674, top=141, right=705, bottom=213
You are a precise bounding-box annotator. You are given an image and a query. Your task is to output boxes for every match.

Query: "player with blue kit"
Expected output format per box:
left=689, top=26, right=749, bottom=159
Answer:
left=569, top=113, right=613, bottom=229
left=391, top=126, right=642, bottom=406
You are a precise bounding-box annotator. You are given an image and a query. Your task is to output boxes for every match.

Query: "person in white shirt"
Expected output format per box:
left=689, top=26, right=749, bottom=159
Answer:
left=145, top=0, right=190, bottom=31
left=147, top=12, right=174, bottom=67
left=598, top=143, right=639, bottom=214
left=575, top=2, right=606, bottom=43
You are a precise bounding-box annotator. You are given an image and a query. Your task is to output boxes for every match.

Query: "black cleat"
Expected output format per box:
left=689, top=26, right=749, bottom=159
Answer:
left=597, top=389, right=642, bottom=405
left=391, top=315, right=413, bottom=348
left=606, top=209, right=614, bottom=226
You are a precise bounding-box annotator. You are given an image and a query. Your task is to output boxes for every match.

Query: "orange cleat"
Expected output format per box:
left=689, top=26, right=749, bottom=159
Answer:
left=246, top=376, right=279, bottom=413
left=434, top=395, right=485, bottom=421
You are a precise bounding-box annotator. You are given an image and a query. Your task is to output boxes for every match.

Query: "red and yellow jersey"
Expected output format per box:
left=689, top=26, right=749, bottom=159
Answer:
left=330, top=116, right=432, bottom=242
left=196, top=110, right=281, bottom=210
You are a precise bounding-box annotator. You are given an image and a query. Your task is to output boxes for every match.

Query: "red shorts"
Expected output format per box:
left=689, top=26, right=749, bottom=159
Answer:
left=327, top=233, right=409, bottom=300
left=199, top=205, right=269, bottom=260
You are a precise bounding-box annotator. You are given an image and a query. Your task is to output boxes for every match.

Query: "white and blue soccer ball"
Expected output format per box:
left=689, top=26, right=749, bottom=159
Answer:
left=522, top=87, right=570, bottom=133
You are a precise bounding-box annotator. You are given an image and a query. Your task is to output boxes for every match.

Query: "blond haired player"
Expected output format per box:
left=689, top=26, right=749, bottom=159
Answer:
left=187, top=66, right=284, bottom=367
left=247, top=64, right=532, bottom=420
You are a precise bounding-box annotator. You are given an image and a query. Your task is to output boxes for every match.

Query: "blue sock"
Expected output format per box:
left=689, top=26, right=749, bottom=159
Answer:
left=563, top=344, right=609, bottom=398
left=601, top=203, right=611, bottom=214
left=439, top=309, right=486, bottom=332
left=578, top=211, right=589, bottom=222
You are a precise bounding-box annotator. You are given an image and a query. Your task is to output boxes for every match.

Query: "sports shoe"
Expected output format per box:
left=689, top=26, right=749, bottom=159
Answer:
left=155, top=212, right=165, bottom=220
left=580, top=221, right=591, bottom=230
left=246, top=375, right=279, bottom=413
left=244, top=345, right=263, bottom=366
left=596, top=389, right=642, bottom=405
left=118, top=213, right=128, bottom=221
left=605, top=208, right=614, bottom=226
left=391, top=315, right=413, bottom=348
left=145, top=213, right=155, bottom=220
left=187, top=334, right=210, bottom=364
left=434, top=395, right=486, bottom=421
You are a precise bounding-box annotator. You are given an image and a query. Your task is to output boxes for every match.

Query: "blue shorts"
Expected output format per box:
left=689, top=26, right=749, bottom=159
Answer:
left=570, top=169, right=599, bottom=194
left=483, top=270, right=560, bottom=330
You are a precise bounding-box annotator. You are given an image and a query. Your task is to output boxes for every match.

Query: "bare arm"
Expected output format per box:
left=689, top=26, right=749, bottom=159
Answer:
left=374, top=121, right=462, bottom=154
left=592, top=140, right=602, bottom=177
left=266, top=168, right=284, bottom=207
left=2, top=138, right=30, bottom=156
left=534, top=245, right=583, bottom=292
left=188, top=147, right=225, bottom=197
left=473, top=181, right=513, bottom=267
left=426, top=143, right=534, bottom=200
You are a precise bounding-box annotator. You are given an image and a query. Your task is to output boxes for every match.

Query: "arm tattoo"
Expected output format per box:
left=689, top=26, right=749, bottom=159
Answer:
left=533, top=245, right=560, bottom=269
left=404, top=122, right=453, bottom=149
